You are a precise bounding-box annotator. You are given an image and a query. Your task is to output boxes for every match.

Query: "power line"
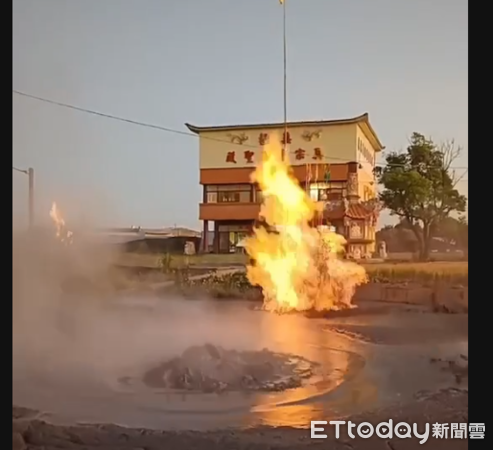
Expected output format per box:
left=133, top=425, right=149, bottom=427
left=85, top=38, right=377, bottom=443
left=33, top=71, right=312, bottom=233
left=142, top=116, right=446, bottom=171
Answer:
left=13, top=89, right=469, bottom=170
left=13, top=89, right=194, bottom=138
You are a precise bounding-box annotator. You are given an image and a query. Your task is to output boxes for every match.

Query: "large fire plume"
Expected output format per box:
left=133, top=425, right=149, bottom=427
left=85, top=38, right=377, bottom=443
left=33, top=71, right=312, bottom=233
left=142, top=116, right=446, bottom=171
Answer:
left=244, top=136, right=368, bottom=313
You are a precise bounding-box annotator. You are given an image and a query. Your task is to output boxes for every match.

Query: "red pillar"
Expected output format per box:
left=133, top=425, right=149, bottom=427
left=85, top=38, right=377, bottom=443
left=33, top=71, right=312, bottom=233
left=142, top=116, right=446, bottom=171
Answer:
left=203, top=220, right=208, bottom=252
left=214, top=221, right=220, bottom=253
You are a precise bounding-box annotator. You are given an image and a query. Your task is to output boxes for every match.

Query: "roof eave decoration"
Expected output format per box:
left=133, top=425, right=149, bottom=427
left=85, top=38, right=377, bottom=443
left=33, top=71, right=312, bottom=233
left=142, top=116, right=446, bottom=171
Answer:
left=185, top=113, right=384, bottom=151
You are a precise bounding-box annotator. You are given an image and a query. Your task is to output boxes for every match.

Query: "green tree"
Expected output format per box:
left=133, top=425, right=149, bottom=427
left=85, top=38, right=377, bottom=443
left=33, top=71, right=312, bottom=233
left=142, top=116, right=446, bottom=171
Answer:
left=378, top=133, right=467, bottom=261
left=376, top=222, right=418, bottom=253
left=435, top=215, right=468, bottom=256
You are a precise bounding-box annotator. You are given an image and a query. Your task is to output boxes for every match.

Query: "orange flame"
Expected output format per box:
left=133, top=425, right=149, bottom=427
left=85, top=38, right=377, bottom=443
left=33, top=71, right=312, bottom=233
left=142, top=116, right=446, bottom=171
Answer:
left=244, top=135, right=367, bottom=313
left=49, top=202, right=73, bottom=245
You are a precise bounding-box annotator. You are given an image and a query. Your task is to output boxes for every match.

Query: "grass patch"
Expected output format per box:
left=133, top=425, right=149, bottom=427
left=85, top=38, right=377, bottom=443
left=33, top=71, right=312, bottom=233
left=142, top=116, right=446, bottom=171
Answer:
left=116, top=252, right=468, bottom=286
left=364, top=262, right=468, bottom=286
left=174, top=271, right=263, bottom=301
left=117, top=252, right=247, bottom=269
left=177, top=261, right=467, bottom=301
left=117, top=251, right=466, bottom=268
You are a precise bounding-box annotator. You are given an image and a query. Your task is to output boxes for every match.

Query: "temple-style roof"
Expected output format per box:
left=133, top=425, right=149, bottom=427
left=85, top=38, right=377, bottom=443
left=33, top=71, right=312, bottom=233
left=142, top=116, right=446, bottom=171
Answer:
left=185, top=113, right=384, bottom=151
left=323, top=199, right=382, bottom=221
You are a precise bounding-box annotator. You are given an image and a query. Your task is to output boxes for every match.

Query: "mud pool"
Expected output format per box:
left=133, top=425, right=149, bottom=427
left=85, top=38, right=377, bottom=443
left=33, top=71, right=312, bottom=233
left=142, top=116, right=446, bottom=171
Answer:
left=12, top=297, right=468, bottom=430
left=137, top=344, right=317, bottom=392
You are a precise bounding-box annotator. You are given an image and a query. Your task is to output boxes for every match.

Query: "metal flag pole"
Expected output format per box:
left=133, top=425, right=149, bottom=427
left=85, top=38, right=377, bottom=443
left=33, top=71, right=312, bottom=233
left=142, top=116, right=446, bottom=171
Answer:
left=281, top=0, right=287, bottom=161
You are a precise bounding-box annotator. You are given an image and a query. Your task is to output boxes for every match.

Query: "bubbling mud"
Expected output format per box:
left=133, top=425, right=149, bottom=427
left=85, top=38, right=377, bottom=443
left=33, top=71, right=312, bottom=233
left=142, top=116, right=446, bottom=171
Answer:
left=128, top=344, right=317, bottom=393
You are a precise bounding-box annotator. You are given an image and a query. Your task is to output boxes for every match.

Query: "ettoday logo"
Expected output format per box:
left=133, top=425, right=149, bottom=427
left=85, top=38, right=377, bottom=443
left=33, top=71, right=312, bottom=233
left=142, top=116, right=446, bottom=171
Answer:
left=311, top=420, right=430, bottom=444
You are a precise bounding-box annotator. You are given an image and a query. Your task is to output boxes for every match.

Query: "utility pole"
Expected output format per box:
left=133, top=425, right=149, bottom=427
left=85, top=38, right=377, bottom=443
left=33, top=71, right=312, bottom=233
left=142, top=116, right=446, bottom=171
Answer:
left=28, top=167, right=34, bottom=230
left=13, top=166, right=35, bottom=230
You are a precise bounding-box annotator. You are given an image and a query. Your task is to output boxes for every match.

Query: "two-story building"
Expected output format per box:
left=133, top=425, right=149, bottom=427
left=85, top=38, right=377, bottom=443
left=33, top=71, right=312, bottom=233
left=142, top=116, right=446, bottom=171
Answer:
left=186, top=113, right=384, bottom=257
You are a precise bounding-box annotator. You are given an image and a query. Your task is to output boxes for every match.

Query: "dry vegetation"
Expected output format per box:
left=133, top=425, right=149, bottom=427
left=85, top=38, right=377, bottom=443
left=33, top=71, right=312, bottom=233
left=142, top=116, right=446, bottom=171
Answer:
left=364, top=261, right=468, bottom=286
left=116, top=252, right=248, bottom=268
left=115, top=252, right=468, bottom=286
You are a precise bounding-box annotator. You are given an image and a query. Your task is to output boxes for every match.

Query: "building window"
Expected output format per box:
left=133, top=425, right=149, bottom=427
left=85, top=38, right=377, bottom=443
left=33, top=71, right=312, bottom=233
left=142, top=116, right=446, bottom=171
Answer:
left=207, top=184, right=251, bottom=192
left=218, top=231, right=248, bottom=253
left=309, top=187, right=318, bottom=201
left=309, top=182, right=345, bottom=201
left=217, top=191, right=251, bottom=202
left=256, top=190, right=264, bottom=203
left=310, top=182, right=345, bottom=190
left=319, top=190, right=343, bottom=201
left=205, top=184, right=251, bottom=203
left=327, top=191, right=343, bottom=201
left=217, top=224, right=251, bottom=253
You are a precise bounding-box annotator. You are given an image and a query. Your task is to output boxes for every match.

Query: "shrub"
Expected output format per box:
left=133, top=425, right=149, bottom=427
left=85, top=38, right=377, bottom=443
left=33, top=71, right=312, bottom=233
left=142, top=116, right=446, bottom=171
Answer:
left=158, top=252, right=173, bottom=274
left=179, top=271, right=262, bottom=300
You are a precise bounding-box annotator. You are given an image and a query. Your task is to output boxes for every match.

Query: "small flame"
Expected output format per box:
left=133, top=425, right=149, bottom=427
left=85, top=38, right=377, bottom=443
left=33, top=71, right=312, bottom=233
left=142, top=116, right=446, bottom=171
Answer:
left=49, top=202, right=73, bottom=245
left=244, top=135, right=368, bottom=313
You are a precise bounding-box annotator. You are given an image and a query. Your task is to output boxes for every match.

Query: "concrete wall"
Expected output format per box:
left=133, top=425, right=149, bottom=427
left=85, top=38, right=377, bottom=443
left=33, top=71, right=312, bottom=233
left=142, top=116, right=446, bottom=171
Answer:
left=356, top=124, right=378, bottom=200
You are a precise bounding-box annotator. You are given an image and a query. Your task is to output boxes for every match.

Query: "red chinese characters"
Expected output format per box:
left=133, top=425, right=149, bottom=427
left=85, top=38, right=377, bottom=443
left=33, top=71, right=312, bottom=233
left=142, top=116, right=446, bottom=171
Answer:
left=225, top=151, right=237, bottom=164
left=281, top=131, right=292, bottom=145
left=258, top=133, right=268, bottom=146
left=294, top=148, right=306, bottom=160
left=312, top=147, right=324, bottom=160
left=244, top=150, right=255, bottom=163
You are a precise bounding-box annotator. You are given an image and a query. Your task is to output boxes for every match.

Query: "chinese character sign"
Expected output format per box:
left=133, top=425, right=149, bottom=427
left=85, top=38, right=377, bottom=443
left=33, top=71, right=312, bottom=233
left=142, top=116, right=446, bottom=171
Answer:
left=225, top=150, right=257, bottom=165
left=291, top=147, right=325, bottom=163
left=312, top=148, right=323, bottom=160
left=223, top=139, right=329, bottom=167
left=244, top=150, right=255, bottom=163
left=281, top=131, right=292, bottom=145
left=225, top=151, right=237, bottom=164
left=294, top=148, right=306, bottom=160
left=311, top=420, right=484, bottom=444
left=258, top=133, right=269, bottom=146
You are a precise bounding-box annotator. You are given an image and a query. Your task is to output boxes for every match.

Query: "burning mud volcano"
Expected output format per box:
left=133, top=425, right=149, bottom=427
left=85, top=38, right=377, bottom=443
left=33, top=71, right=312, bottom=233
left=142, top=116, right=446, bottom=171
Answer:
left=137, top=343, right=317, bottom=393
left=244, top=135, right=369, bottom=315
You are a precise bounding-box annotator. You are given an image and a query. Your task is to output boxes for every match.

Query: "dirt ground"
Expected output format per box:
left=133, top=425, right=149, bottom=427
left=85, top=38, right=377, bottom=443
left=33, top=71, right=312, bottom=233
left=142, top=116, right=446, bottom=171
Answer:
left=13, top=258, right=469, bottom=450
left=13, top=387, right=468, bottom=450
left=12, top=299, right=470, bottom=450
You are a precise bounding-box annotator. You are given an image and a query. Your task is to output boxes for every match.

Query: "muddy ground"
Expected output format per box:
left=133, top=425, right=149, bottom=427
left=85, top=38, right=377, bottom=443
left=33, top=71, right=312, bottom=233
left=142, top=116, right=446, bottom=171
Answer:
left=13, top=387, right=468, bottom=449
left=13, top=287, right=469, bottom=450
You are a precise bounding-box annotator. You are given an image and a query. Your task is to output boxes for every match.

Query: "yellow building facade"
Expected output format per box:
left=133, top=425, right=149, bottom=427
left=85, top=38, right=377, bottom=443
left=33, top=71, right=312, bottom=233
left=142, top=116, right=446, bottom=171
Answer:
left=186, top=113, right=384, bottom=256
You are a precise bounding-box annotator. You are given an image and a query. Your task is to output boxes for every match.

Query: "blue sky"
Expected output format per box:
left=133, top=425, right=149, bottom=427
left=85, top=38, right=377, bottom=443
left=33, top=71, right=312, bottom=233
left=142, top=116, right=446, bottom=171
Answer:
left=13, top=0, right=468, bottom=230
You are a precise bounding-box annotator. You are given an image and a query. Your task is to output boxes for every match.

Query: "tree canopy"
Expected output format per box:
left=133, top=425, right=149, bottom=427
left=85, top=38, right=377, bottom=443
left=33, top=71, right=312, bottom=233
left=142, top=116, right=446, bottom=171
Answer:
left=377, top=132, right=467, bottom=260
left=435, top=215, right=468, bottom=251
